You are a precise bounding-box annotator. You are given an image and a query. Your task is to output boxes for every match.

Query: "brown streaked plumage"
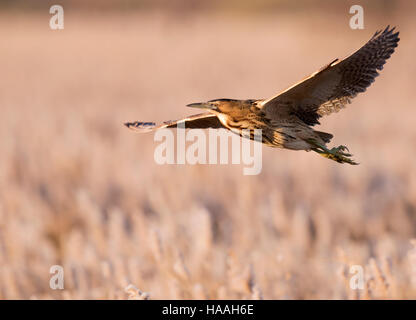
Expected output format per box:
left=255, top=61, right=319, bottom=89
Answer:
left=125, top=26, right=400, bottom=165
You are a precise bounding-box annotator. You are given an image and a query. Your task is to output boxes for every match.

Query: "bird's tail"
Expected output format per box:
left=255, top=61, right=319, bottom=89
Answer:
left=314, top=131, right=333, bottom=143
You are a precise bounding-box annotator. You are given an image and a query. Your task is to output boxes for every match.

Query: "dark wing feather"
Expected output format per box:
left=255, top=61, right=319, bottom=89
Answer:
left=125, top=112, right=224, bottom=132
left=261, top=26, right=400, bottom=126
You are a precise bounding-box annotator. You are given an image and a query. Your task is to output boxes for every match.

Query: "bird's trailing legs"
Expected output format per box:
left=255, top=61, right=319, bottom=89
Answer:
left=307, top=139, right=358, bottom=165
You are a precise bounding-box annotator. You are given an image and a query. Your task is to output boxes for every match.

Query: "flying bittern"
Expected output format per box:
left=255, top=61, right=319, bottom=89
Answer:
left=125, top=26, right=399, bottom=165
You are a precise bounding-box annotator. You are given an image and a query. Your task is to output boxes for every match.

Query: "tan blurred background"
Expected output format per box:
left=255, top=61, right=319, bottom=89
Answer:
left=0, top=0, right=416, bottom=299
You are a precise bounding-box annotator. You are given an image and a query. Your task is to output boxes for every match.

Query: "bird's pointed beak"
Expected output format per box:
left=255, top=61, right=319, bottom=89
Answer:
left=186, top=102, right=216, bottom=110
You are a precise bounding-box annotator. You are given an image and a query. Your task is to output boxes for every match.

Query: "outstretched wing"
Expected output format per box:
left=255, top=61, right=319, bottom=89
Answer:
left=124, top=112, right=224, bottom=132
left=260, top=26, right=400, bottom=126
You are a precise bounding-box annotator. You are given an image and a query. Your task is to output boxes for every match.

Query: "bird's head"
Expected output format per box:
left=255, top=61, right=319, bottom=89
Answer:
left=186, top=99, right=241, bottom=114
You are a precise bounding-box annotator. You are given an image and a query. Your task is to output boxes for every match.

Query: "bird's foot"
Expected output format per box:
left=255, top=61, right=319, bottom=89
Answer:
left=330, top=145, right=351, bottom=157
left=326, top=145, right=358, bottom=165
left=309, top=141, right=358, bottom=165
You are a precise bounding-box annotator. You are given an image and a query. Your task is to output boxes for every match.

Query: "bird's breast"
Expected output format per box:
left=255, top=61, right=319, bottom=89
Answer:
left=216, top=113, right=230, bottom=128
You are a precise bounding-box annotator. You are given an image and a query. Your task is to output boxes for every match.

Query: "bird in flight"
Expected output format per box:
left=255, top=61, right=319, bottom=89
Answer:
left=125, top=26, right=399, bottom=165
